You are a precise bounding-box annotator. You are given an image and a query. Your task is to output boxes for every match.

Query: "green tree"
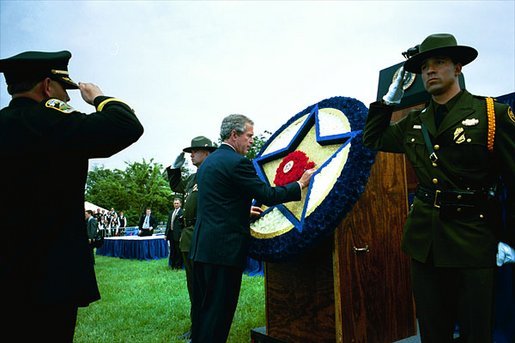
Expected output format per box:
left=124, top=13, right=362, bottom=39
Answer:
left=246, top=130, right=271, bottom=160
left=86, top=159, right=185, bottom=225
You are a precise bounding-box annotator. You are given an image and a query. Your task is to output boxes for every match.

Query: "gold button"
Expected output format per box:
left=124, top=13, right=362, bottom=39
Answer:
left=457, top=195, right=462, bottom=200
left=434, top=144, right=440, bottom=150
left=466, top=138, right=471, bottom=142
left=479, top=214, right=484, bottom=219
left=432, top=178, right=438, bottom=184
left=432, top=162, right=438, bottom=167
left=457, top=208, right=462, bottom=212
left=411, top=138, right=415, bottom=142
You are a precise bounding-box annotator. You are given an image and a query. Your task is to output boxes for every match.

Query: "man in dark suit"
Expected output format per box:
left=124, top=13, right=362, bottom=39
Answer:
left=165, top=198, right=184, bottom=269
left=85, top=210, right=99, bottom=263
left=138, top=208, right=157, bottom=237
left=0, top=50, right=144, bottom=341
left=189, top=114, right=316, bottom=343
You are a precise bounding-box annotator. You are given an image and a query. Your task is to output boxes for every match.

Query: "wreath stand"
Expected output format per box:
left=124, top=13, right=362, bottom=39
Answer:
left=251, top=64, right=432, bottom=343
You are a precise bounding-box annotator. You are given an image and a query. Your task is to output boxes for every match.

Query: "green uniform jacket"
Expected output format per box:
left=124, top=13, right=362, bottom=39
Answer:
left=167, top=168, right=197, bottom=253
left=363, top=90, right=515, bottom=267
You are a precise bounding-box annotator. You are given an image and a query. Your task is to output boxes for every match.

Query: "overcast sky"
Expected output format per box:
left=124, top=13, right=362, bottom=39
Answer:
left=1, top=1, right=514, bottom=170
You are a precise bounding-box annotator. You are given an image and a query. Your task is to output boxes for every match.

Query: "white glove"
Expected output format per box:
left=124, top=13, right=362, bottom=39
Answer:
left=172, top=152, right=185, bottom=169
left=496, top=242, right=515, bottom=267
left=382, top=66, right=408, bottom=105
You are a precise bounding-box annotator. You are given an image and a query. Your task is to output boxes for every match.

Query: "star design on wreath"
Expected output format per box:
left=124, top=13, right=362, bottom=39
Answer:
left=253, top=104, right=362, bottom=232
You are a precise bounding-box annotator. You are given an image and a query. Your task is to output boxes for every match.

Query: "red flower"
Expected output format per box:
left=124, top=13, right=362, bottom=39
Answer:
left=274, top=150, right=315, bottom=186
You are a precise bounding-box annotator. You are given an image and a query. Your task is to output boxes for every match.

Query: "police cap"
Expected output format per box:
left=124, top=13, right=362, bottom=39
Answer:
left=0, top=50, right=79, bottom=89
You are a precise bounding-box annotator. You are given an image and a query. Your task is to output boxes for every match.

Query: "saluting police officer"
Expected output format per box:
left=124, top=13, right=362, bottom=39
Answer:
left=166, top=136, right=217, bottom=341
left=0, top=51, right=144, bottom=341
left=363, top=34, right=515, bottom=342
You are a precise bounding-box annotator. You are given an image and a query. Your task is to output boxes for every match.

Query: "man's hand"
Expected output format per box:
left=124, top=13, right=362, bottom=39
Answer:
left=172, top=152, right=186, bottom=169
left=298, top=167, right=317, bottom=189
left=382, top=66, right=408, bottom=105
left=250, top=206, right=263, bottom=218
left=496, top=242, right=515, bottom=266
left=78, top=82, right=104, bottom=105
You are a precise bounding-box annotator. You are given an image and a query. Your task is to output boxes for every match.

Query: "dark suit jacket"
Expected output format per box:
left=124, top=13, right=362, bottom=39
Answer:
left=189, top=144, right=301, bottom=268
left=86, top=217, right=98, bottom=239
left=165, top=208, right=184, bottom=241
left=138, top=214, right=157, bottom=231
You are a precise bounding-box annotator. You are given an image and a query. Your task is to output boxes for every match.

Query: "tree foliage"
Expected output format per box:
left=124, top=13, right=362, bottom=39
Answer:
left=86, top=159, right=185, bottom=225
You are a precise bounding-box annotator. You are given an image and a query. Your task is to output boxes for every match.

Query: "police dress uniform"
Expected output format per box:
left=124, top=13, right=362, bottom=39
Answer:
left=0, top=51, right=144, bottom=340
left=364, top=89, right=514, bottom=342
left=166, top=136, right=217, bottom=336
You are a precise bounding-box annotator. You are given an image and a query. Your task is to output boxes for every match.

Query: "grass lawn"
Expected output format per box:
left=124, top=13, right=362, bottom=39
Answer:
left=75, top=255, right=265, bottom=342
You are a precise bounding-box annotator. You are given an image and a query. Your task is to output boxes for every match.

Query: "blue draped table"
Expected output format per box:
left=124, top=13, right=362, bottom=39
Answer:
left=96, top=235, right=168, bottom=260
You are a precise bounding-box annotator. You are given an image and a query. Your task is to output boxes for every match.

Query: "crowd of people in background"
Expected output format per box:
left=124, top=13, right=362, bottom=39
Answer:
left=94, top=208, right=128, bottom=237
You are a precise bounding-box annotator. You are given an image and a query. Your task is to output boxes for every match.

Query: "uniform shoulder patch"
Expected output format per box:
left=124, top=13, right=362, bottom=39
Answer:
left=508, top=106, right=515, bottom=124
left=45, top=99, right=76, bottom=114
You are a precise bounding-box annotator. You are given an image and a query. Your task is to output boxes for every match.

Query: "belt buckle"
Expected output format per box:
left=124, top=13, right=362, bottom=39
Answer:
left=433, top=189, right=441, bottom=208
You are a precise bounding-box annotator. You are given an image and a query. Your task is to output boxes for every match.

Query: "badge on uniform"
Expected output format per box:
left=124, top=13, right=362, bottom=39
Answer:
left=508, top=107, right=515, bottom=124
left=453, top=127, right=466, bottom=144
left=461, top=118, right=479, bottom=126
left=45, top=99, right=75, bottom=114
left=192, top=184, right=198, bottom=192
left=412, top=124, right=422, bottom=130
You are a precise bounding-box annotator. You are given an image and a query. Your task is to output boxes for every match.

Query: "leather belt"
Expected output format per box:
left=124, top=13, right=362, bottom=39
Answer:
left=415, top=185, right=488, bottom=209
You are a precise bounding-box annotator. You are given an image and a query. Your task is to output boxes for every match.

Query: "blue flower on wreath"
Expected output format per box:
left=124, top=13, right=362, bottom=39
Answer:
left=249, top=96, right=376, bottom=262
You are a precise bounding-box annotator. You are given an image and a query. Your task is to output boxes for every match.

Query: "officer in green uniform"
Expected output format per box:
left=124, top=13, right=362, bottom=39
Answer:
left=363, top=34, right=515, bottom=342
left=166, top=136, right=217, bottom=341
left=0, top=51, right=144, bottom=341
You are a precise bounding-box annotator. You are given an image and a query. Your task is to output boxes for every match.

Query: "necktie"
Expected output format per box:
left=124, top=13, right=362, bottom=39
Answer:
left=144, top=215, right=149, bottom=228
left=435, top=105, right=447, bottom=128
left=171, top=209, right=178, bottom=229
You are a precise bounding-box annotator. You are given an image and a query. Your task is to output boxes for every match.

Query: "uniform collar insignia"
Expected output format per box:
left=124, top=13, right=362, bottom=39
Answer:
left=461, top=118, right=479, bottom=126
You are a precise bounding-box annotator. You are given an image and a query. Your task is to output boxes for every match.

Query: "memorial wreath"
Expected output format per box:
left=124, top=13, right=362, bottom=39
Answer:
left=249, top=96, right=376, bottom=262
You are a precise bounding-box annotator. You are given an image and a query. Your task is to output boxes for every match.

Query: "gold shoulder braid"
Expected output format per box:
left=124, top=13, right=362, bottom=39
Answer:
left=486, top=97, right=495, bottom=152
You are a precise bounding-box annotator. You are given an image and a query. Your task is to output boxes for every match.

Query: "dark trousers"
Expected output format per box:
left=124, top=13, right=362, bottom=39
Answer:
left=183, top=251, right=194, bottom=322
left=5, top=302, right=78, bottom=342
left=191, top=261, right=243, bottom=343
left=411, top=259, right=495, bottom=343
left=170, top=239, right=183, bottom=268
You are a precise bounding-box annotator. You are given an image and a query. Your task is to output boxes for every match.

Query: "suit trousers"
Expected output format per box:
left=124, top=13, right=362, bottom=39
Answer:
left=411, top=258, right=495, bottom=343
left=191, top=261, right=243, bottom=343
left=171, top=239, right=183, bottom=268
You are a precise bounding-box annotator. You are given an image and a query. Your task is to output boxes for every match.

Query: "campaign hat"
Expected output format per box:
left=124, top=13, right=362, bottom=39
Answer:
left=404, top=33, right=478, bottom=74
left=0, top=50, right=79, bottom=89
left=183, top=136, right=218, bottom=153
